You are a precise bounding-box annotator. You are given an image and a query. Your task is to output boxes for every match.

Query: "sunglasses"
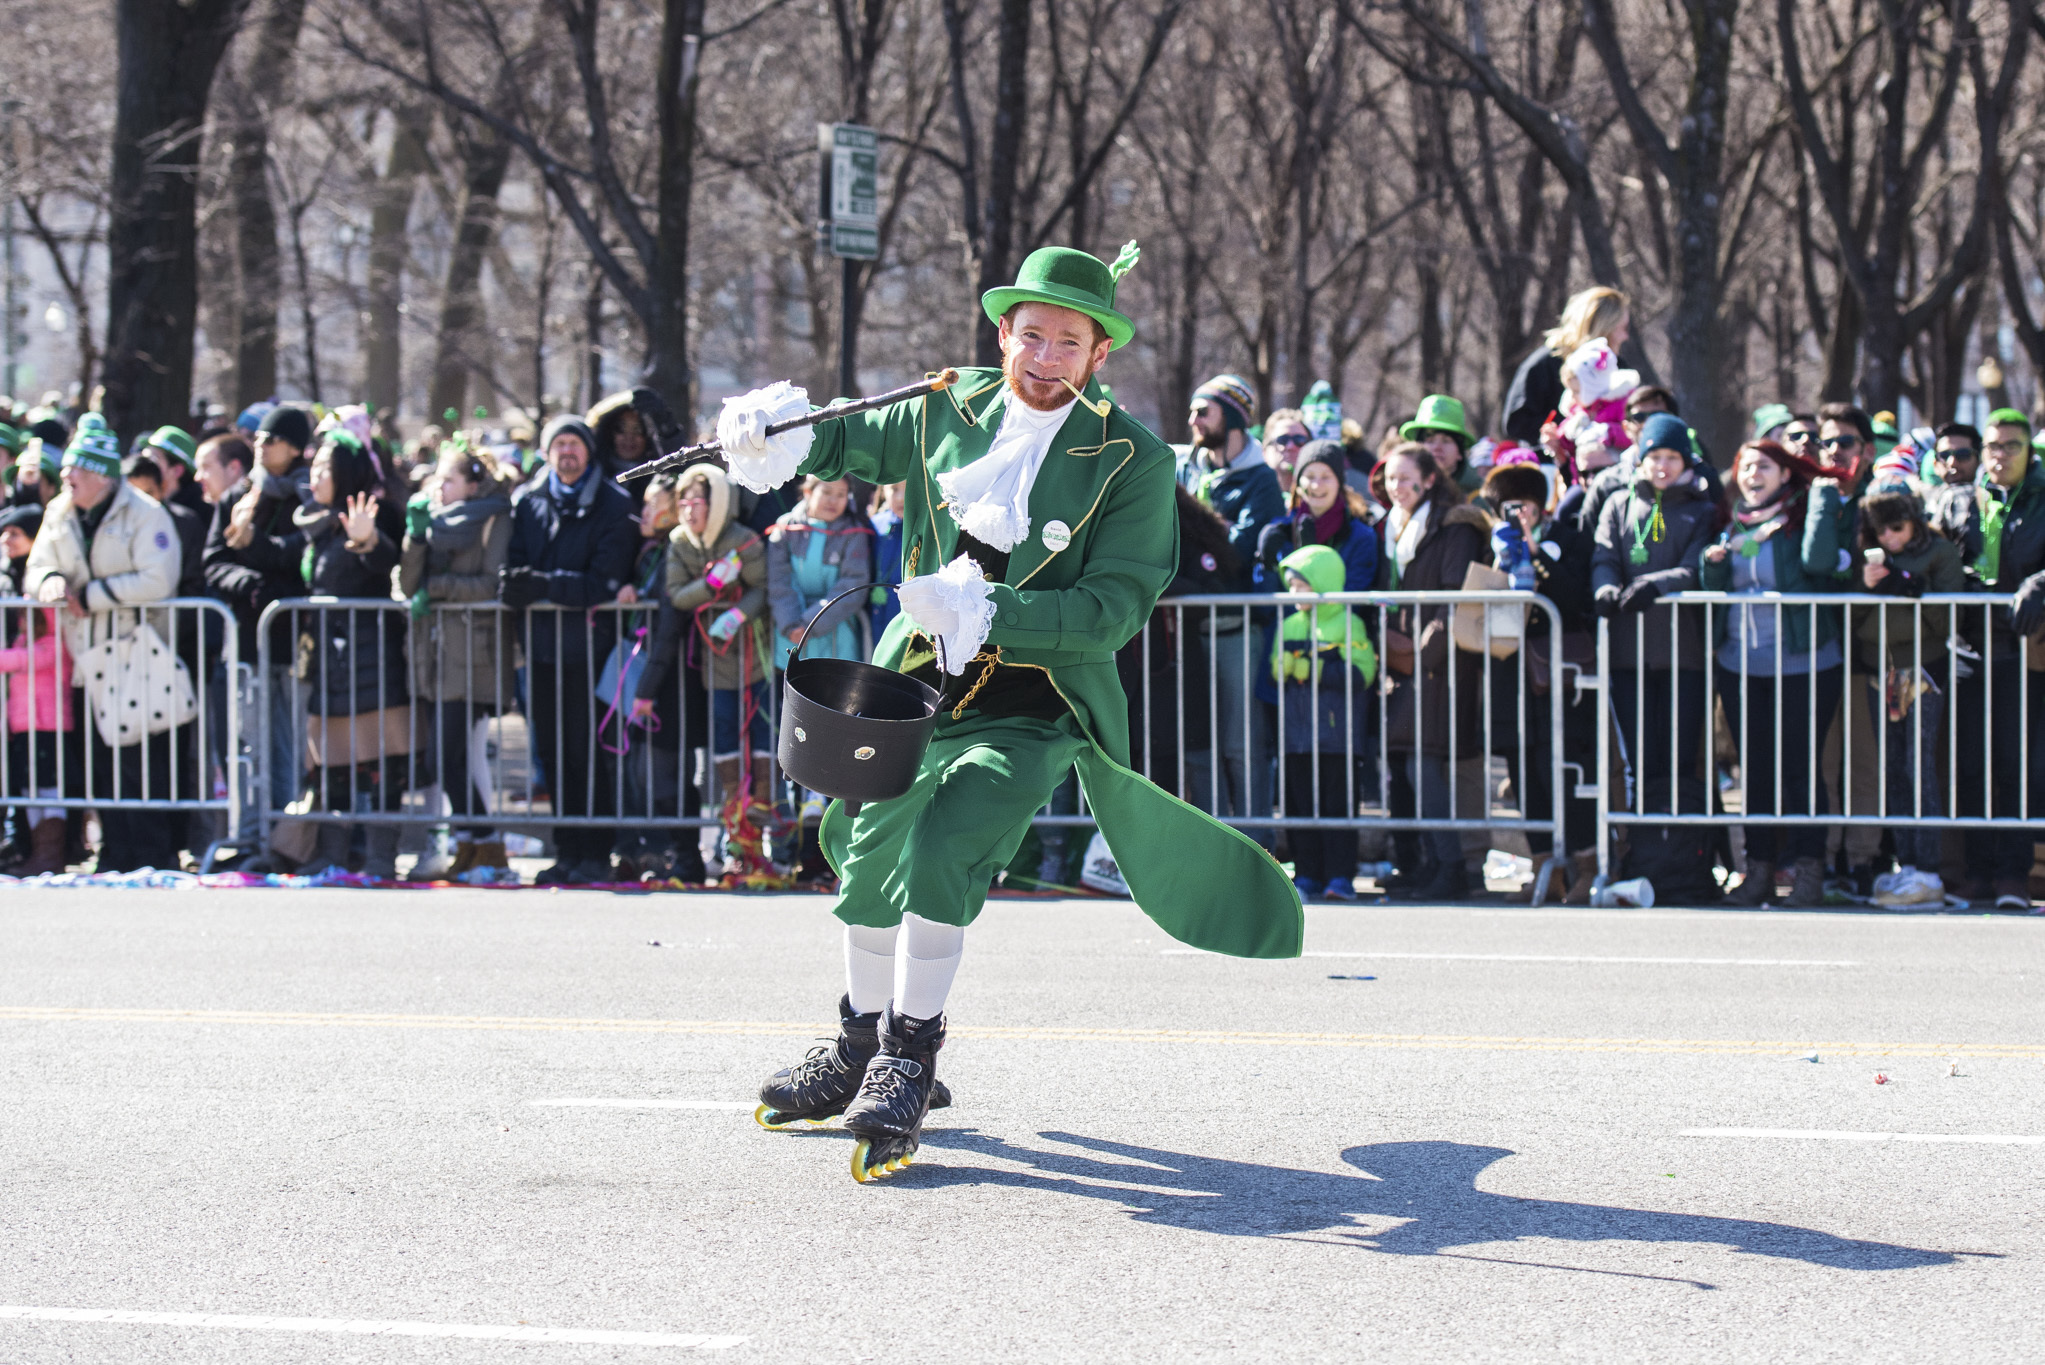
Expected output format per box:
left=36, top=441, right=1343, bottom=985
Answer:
left=1783, top=429, right=1817, bottom=443
left=1819, top=435, right=1861, bottom=450
left=1268, top=432, right=1310, bottom=449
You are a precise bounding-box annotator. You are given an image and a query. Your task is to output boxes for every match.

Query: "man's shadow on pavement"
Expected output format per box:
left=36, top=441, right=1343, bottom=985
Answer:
left=905, top=1130, right=1960, bottom=1281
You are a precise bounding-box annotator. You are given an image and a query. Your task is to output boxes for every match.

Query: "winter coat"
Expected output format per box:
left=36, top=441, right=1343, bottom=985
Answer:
left=398, top=489, right=514, bottom=703
left=1591, top=474, right=1718, bottom=671
left=1699, top=484, right=1845, bottom=662
left=202, top=464, right=311, bottom=666
left=22, top=478, right=182, bottom=662
left=294, top=505, right=407, bottom=718
left=1271, top=544, right=1377, bottom=756
left=1252, top=507, right=1379, bottom=594
left=1502, top=347, right=1564, bottom=445
left=1176, top=443, right=1286, bottom=589
left=1927, top=459, right=2045, bottom=657
left=1117, top=515, right=1236, bottom=777
left=869, top=512, right=905, bottom=643
left=0, top=616, right=72, bottom=733
left=1378, top=502, right=1490, bottom=758
left=1852, top=527, right=1967, bottom=671
left=765, top=508, right=873, bottom=659
left=663, top=469, right=769, bottom=692
left=504, top=468, right=637, bottom=666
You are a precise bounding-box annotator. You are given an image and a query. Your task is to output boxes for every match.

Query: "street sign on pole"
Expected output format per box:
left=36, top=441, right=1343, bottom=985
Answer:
left=819, top=123, right=879, bottom=261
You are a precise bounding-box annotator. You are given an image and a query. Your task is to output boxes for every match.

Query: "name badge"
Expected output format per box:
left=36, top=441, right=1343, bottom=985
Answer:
left=1042, top=519, right=1072, bottom=552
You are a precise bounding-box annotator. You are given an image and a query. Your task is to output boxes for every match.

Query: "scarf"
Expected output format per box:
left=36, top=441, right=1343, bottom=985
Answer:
left=547, top=465, right=594, bottom=507
left=1305, top=503, right=1346, bottom=547
left=934, top=392, right=1075, bottom=552
left=1384, top=500, right=1430, bottom=589
left=1976, top=481, right=2011, bottom=585
left=1723, top=494, right=1791, bottom=559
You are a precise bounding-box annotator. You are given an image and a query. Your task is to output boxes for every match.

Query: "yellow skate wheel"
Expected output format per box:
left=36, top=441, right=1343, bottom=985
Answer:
left=851, top=1138, right=878, bottom=1183
left=754, top=1103, right=788, bottom=1130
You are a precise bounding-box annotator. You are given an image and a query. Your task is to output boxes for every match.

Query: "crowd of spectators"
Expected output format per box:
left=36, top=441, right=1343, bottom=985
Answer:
left=1156, top=284, right=2045, bottom=911
left=2, top=282, right=2041, bottom=907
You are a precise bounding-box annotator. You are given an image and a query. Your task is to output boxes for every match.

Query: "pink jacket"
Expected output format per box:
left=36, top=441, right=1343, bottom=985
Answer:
left=0, top=623, right=75, bottom=733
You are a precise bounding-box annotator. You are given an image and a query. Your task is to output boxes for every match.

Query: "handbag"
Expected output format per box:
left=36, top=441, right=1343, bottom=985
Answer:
left=1452, top=562, right=1524, bottom=658
left=73, top=623, right=199, bottom=744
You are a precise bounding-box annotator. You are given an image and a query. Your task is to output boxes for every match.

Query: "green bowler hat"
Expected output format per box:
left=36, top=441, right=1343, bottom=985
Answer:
left=982, top=241, right=1140, bottom=350
left=146, top=425, right=197, bottom=469
left=1399, top=393, right=1478, bottom=451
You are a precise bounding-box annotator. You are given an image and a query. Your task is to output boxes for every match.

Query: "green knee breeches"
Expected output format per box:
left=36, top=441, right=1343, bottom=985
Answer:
left=822, top=712, right=1089, bottom=929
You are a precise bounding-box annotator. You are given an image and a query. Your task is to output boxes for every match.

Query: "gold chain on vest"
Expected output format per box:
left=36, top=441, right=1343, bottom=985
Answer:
left=950, top=652, right=1001, bottom=719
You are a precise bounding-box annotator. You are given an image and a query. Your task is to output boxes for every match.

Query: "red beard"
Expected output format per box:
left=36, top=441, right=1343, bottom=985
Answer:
left=1003, top=352, right=1094, bottom=413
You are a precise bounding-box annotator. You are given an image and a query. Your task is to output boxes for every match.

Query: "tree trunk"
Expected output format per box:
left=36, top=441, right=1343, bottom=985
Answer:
left=970, top=0, right=1032, bottom=366
left=103, top=0, right=250, bottom=442
left=221, top=0, right=307, bottom=411
left=360, top=103, right=432, bottom=417
left=645, top=0, right=705, bottom=409
left=428, top=115, right=514, bottom=425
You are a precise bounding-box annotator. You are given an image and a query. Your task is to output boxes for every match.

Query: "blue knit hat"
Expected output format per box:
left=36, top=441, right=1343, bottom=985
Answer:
left=1638, top=412, right=1694, bottom=460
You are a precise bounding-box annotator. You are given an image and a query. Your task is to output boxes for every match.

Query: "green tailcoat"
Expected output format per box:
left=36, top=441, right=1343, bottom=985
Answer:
left=798, top=367, right=1303, bottom=960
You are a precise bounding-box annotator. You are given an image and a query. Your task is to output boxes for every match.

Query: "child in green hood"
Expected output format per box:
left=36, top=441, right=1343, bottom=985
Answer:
left=1271, top=544, right=1378, bottom=900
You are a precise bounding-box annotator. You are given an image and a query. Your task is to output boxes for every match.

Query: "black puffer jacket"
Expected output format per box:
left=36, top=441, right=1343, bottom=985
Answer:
left=1591, top=474, right=1719, bottom=671
left=294, top=504, right=406, bottom=717
left=504, top=469, right=637, bottom=665
left=203, top=465, right=310, bottom=665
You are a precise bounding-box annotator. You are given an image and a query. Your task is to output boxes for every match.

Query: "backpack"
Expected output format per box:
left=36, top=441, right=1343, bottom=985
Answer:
left=1619, top=775, right=1723, bottom=905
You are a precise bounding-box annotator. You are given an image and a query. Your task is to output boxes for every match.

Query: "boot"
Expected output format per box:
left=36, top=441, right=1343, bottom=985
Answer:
left=752, top=751, right=781, bottom=812
left=843, top=1008, right=947, bottom=1182
left=714, top=757, right=746, bottom=806
left=1393, top=858, right=1469, bottom=903
left=363, top=825, right=401, bottom=881
left=305, top=822, right=352, bottom=876
left=755, top=995, right=882, bottom=1128
left=1563, top=849, right=1600, bottom=905
left=1726, top=860, right=1776, bottom=907
left=1784, top=856, right=1827, bottom=907
left=18, top=818, right=67, bottom=876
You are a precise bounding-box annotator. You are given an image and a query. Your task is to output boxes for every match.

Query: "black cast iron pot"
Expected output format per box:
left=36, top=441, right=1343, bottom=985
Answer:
left=779, top=581, right=942, bottom=810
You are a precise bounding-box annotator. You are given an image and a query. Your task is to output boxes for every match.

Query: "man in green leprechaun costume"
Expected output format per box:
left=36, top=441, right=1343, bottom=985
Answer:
left=718, top=242, right=1302, bottom=1181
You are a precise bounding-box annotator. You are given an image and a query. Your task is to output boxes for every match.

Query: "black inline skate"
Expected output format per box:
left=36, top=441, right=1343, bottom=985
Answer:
left=755, top=995, right=950, bottom=1130
left=842, top=1008, right=945, bottom=1182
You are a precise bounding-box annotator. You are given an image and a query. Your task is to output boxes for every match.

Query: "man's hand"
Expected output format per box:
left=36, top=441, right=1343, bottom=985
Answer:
left=498, top=566, right=541, bottom=608
left=615, top=584, right=639, bottom=606
left=1593, top=584, right=1623, bottom=617
left=715, top=382, right=813, bottom=494
left=1617, top=577, right=1663, bottom=614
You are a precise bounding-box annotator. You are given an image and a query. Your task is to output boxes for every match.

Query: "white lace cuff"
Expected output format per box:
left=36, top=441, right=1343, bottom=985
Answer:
left=897, top=554, right=996, bottom=676
left=716, top=381, right=813, bottom=494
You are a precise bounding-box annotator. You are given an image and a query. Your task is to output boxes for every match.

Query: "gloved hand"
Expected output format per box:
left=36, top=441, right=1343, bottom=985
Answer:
left=405, top=492, right=433, bottom=539
left=407, top=587, right=431, bottom=622
left=715, top=381, right=813, bottom=494
left=2011, top=573, right=2045, bottom=637
left=1617, top=577, right=1663, bottom=614
left=703, top=550, right=744, bottom=592
left=706, top=606, right=746, bottom=642
left=498, top=565, right=542, bottom=609
left=1593, top=584, right=1623, bottom=618
left=896, top=554, right=993, bottom=675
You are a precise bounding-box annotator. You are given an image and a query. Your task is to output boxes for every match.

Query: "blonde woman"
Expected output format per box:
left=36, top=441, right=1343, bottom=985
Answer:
left=1502, top=286, right=1631, bottom=445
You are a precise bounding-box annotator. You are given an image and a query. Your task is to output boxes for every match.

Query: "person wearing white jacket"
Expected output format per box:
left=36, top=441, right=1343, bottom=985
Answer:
left=21, top=414, right=185, bottom=870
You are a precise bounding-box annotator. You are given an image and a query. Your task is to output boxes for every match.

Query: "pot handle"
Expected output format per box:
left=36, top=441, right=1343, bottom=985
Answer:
left=790, top=580, right=949, bottom=674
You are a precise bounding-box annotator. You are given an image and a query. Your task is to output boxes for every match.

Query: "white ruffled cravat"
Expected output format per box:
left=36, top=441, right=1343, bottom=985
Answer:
left=933, top=391, right=1078, bottom=552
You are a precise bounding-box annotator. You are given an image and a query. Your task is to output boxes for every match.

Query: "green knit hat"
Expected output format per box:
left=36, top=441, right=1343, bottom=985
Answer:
left=62, top=412, right=123, bottom=478
left=1399, top=394, right=1478, bottom=450
left=1751, top=403, right=1793, bottom=439
left=0, top=423, right=20, bottom=457
left=146, top=424, right=197, bottom=470
left=981, top=242, right=1139, bottom=350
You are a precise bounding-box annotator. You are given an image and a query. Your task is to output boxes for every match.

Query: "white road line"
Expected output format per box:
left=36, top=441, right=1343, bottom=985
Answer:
left=530, top=1098, right=753, bottom=1110
left=1162, top=950, right=1860, bottom=966
left=0, top=1306, right=745, bottom=1348
left=1681, top=1128, right=2045, bottom=1146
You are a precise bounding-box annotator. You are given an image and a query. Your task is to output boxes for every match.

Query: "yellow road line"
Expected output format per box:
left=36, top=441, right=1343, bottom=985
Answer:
left=2, top=1006, right=2039, bottom=1059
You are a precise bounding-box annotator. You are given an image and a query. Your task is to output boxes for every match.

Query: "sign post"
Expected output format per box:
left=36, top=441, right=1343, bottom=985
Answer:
left=819, top=123, right=879, bottom=397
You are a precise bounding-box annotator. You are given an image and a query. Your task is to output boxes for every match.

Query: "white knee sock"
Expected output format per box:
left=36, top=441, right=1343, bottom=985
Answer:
left=893, top=913, right=964, bottom=1020
left=843, top=923, right=899, bottom=1014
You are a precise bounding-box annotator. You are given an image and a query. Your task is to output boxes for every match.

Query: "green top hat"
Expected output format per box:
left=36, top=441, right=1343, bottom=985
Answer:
left=146, top=424, right=197, bottom=469
left=982, top=242, right=1139, bottom=351
left=1399, top=394, right=1477, bottom=451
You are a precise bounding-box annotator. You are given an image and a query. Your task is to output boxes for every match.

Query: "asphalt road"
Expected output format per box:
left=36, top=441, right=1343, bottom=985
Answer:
left=2, top=888, right=2041, bottom=1363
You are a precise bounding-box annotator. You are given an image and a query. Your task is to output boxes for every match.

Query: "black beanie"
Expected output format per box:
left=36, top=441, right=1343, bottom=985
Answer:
left=257, top=404, right=314, bottom=451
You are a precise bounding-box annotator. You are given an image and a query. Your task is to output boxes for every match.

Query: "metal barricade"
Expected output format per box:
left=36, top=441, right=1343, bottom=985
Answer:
left=1121, top=590, right=1569, bottom=897
left=254, top=598, right=771, bottom=840
left=1594, top=590, right=2040, bottom=896
left=0, top=595, right=241, bottom=859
